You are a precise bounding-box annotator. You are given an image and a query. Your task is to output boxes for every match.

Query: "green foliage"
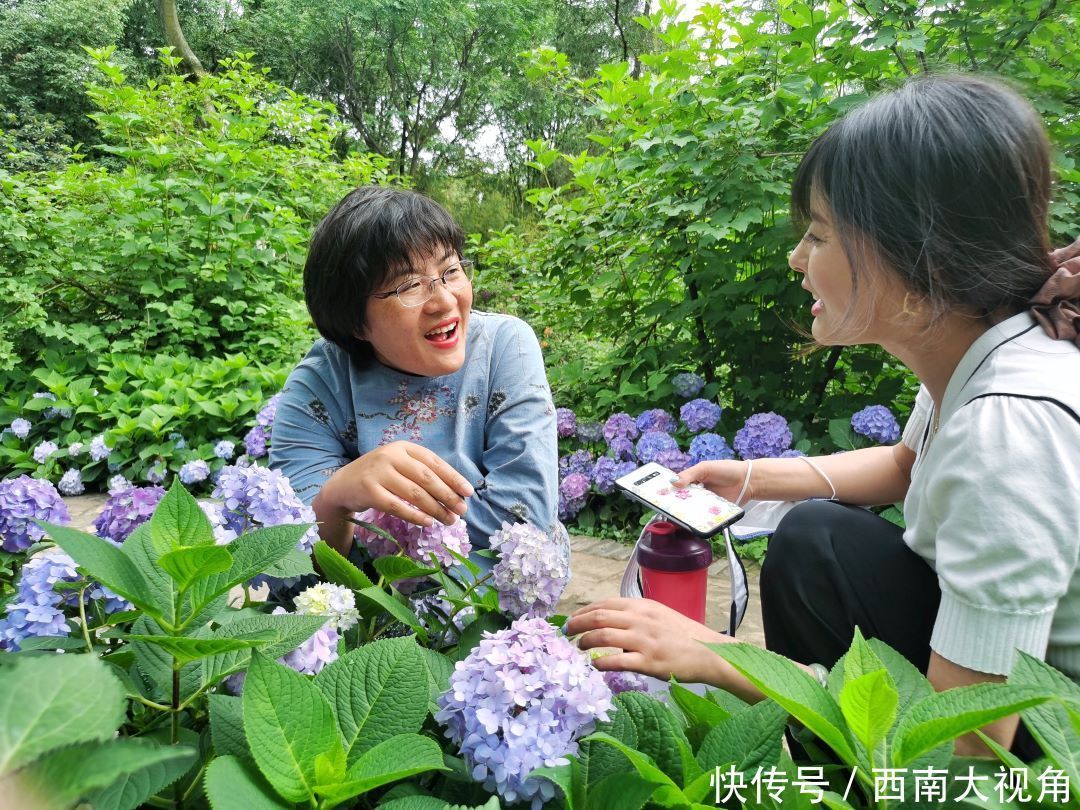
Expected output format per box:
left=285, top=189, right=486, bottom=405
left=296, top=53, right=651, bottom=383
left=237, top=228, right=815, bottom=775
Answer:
left=0, top=48, right=391, bottom=372
left=479, top=0, right=1080, bottom=426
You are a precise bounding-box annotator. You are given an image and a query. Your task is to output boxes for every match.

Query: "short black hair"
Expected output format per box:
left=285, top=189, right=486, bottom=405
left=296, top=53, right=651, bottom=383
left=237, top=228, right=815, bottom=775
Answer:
left=792, top=74, right=1054, bottom=331
left=303, top=186, right=465, bottom=364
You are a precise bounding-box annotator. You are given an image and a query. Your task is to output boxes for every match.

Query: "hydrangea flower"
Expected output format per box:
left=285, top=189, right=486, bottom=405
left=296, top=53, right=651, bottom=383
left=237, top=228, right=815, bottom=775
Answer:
left=214, top=440, right=235, bottom=460
left=0, top=476, right=70, bottom=552
left=591, top=457, right=637, bottom=495
left=32, top=392, right=56, bottom=401
left=352, top=508, right=471, bottom=575
left=636, top=430, right=678, bottom=464
left=602, top=669, right=652, bottom=695
left=244, top=425, right=268, bottom=459
left=256, top=393, right=283, bottom=429
left=635, top=409, right=676, bottom=435
left=575, top=421, right=603, bottom=443
left=558, top=473, right=590, bottom=521
left=555, top=407, right=577, bottom=439
left=32, top=441, right=58, bottom=464
left=199, top=501, right=238, bottom=545
left=293, top=582, right=360, bottom=632
left=58, top=469, right=84, bottom=496
left=93, top=485, right=166, bottom=543
left=145, top=462, right=166, bottom=485
left=851, top=405, right=901, bottom=444
left=179, top=460, right=210, bottom=485
left=107, top=474, right=133, bottom=493
left=89, top=434, right=111, bottom=462
left=0, top=548, right=80, bottom=650
left=779, top=448, right=807, bottom=458
left=602, top=412, right=639, bottom=443
left=680, top=399, right=722, bottom=433
left=212, top=465, right=319, bottom=554
left=68, top=441, right=84, bottom=457
left=672, top=372, right=706, bottom=399
left=558, top=449, right=594, bottom=481
left=412, top=589, right=475, bottom=646
left=733, top=412, right=793, bottom=459
left=168, top=432, right=187, bottom=450
left=10, top=418, right=31, bottom=439
left=689, top=433, right=735, bottom=465
left=271, top=607, right=338, bottom=675
left=435, top=616, right=613, bottom=809
left=655, top=448, right=692, bottom=473
left=489, top=522, right=570, bottom=618
left=607, top=436, right=636, bottom=463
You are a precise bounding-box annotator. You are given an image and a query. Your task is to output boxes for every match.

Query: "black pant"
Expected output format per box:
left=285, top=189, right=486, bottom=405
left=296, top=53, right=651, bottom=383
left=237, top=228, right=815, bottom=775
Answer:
left=759, top=500, right=1039, bottom=760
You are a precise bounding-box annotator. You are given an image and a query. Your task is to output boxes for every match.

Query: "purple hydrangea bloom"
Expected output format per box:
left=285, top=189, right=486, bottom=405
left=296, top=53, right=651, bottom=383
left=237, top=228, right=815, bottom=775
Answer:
left=602, top=412, right=639, bottom=443
left=555, top=407, right=577, bottom=439
left=412, top=589, right=475, bottom=646
left=145, top=462, right=166, bottom=485
left=850, top=405, right=901, bottom=444
left=679, top=399, right=722, bottom=433
left=607, top=436, right=636, bottom=463
left=635, top=409, right=676, bottom=435
left=779, top=448, right=806, bottom=458
left=558, top=449, right=594, bottom=481
left=270, top=607, right=339, bottom=675
left=168, top=432, right=187, bottom=450
left=212, top=465, right=319, bottom=553
left=213, top=440, right=235, bottom=460
left=490, top=521, right=570, bottom=618
left=558, top=473, right=590, bottom=521
left=353, top=508, right=471, bottom=574
left=592, top=457, right=637, bottom=495
left=179, top=459, right=210, bottom=485
left=243, top=425, right=268, bottom=459
left=89, top=434, right=111, bottom=462
left=636, top=430, right=678, bottom=464
left=689, top=433, right=735, bottom=465
left=0, top=476, right=71, bottom=552
left=602, top=669, right=652, bottom=695
left=107, top=474, right=132, bottom=493
left=256, top=393, right=283, bottom=429
left=575, top=421, right=604, bottom=444
left=68, top=442, right=84, bottom=457
left=32, top=441, right=58, bottom=464
left=435, top=616, right=613, bottom=809
left=93, top=485, right=166, bottom=543
left=0, top=549, right=79, bottom=650
left=57, top=469, right=84, bottom=496
left=654, top=448, right=692, bottom=473
left=671, top=372, right=706, bottom=399
left=733, top=412, right=793, bottom=460
left=10, top=418, right=31, bottom=439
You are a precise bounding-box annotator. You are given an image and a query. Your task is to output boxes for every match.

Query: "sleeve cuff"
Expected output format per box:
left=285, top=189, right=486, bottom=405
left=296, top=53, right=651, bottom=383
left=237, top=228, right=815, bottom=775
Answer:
left=931, top=587, right=1054, bottom=676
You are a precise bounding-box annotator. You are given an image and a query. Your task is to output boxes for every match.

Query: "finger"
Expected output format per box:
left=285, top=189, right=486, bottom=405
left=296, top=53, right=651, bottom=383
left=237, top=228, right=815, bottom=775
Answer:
left=588, top=650, right=653, bottom=674
left=398, top=456, right=470, bottom=521
left=1059, top=256, right=1080, bottom=274
left=564, top=606, right=637, bottom=636
left=407, top=444, right=474, bottom=499
left=569, top=597, right=641, bottom=620
left=674, top=462, right=711, bottom=488
left=575, top=626, right=644, bottom=653
left=365, top=485, right=436, bottom=528
left=384, top=472, right=460, bottom=527
left=1051, top=235, right=1080, bottom=264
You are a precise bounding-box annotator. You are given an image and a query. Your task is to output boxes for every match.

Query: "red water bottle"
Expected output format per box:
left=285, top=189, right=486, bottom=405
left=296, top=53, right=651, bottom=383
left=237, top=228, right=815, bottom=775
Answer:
left=638, top=521, right=713, bottom=624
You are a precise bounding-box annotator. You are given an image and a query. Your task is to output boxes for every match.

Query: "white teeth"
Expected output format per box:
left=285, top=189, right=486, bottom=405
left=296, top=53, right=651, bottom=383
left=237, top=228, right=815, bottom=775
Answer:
left=425, top=323, right=456, bottom=338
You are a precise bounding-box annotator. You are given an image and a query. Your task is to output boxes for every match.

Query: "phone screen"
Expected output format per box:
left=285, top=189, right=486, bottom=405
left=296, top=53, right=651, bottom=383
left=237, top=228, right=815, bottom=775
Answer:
left=615, top=462, right=744, bottom=537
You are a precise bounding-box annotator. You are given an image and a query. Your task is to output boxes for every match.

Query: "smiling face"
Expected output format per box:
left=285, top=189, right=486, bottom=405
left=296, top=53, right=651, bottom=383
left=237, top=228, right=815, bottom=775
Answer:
left=361, top=247, right=473, bottom=377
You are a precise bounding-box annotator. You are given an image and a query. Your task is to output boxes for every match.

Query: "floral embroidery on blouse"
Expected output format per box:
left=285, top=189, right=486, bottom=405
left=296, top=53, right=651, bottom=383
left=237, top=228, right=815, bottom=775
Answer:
left=378, top=380, right=457, bottom=445
left=342, top=419, right=358, bottom=446
left=307, top=398, right=331, bottom=425
left=487, top=389, right=507, bottom=418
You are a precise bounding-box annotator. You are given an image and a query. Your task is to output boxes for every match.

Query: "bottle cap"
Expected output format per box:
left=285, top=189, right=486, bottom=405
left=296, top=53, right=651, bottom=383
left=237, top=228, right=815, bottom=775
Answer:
left=637, top=520, right=713, bottom=572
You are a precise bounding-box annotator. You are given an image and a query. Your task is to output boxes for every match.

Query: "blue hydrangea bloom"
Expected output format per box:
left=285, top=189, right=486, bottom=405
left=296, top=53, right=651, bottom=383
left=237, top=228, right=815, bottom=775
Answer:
left=850, top=405, right=901, bottom=444
left=10, top=418, right=30, bottom=439
left=107, top=474, right=133, bottom=493
left=0, top=476, right=70, bottom=552
left=490, top=521, right=570, bottom=618
left=575, top=421, right=603, bottom=444
left=57, top=469, right=84, bottom=496
left=689, top=433, right=735, bottom=464
left=32, top=441, right=58, bottom=464
left=592, top=457, right=637, bottom=495
left=94, top=485, right=166, bottom=543
left=636, top=430, right=678, bottom=464
left=558, top=473, right=590, bottom=521
left=435, top=616, right=613, bottom=810
left=0, top=549, right=80, bottom=650
left=243, top=425, right=268, bottom=459
left=212, top=465, right=319, bottom=553
left=558, top=449, right=594, bottom=481
left=602, top=669, right=652, bottom=695
left=68, top=441, right=84, bottom=457
left=779, top=448, right=806, bottom=458
left=635, top=409, right=676, bottom=435
left=671, top=372, right=705, bottom=399
left=256, top=392, right=283, bottom=429
left=213, top=440, right=236, bottom=460
left=89, top=434, right=111, bottom=462
left=179, top=460, right=210, bottom=485
left=602, top=412, right=639, bottom=443
left=607, top=436, right=637, bottom=463
left=679, top=399, right=722, bottom=433
left=733, top=412, right=793, bottom=459
left=655, top=448, right=692, bottom=473
left=555, top=407, right=577, bottom=439
left=168, top=432, right=187, bottom=450
left=145, top=462, right=166, bottom=484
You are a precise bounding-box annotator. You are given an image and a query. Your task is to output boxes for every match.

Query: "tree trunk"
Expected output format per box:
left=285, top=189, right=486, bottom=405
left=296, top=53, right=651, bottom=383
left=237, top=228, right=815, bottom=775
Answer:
left=156, top=0, right=207, bottom=79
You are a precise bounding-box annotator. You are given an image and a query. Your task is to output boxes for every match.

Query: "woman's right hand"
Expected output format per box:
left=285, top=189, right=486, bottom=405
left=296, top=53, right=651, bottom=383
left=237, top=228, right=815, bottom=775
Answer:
left=673, top=460, right=751, bottom=504
left=318, top=440, right=474, bottom=528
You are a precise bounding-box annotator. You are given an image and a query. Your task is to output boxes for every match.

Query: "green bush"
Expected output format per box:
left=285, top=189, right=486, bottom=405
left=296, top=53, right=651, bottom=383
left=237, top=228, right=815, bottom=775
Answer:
left=0, top=48, right=393, bottom=371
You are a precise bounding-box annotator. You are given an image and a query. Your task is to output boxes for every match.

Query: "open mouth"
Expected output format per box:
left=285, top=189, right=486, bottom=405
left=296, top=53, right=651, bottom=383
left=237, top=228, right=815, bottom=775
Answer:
left=424, top=319, right=460, bottom=345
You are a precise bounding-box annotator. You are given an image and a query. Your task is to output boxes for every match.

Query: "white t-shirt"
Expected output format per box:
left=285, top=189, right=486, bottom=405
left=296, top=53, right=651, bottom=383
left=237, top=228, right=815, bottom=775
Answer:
left=902, top=311, right=1080, bottom=678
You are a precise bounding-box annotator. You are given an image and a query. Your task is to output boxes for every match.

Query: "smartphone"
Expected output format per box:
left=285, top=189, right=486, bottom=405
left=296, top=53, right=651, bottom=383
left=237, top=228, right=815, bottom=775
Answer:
left=615, top=462, right=744, bottom=538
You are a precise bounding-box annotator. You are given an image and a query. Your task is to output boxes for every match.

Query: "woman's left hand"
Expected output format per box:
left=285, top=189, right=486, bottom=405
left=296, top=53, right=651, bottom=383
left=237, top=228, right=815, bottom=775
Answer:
left=1052, top=235, right=1080, bottom=270
left=565, top=598, right=737, bottom=687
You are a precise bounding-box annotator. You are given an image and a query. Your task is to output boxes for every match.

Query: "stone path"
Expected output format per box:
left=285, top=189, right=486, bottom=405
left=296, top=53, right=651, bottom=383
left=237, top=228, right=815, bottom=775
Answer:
left=63, top=495, right=765, bottom=647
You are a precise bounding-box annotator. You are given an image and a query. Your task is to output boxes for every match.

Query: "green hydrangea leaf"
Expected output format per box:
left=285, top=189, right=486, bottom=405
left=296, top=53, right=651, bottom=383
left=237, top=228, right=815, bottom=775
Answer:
left=150, top=479, right=215, bottom=551
left=158, top=545, right=233, bottom=590
left=204, top=755, right=292, bottom=810
left=315, top=733, right=448, bottom=806
left=313, top=539, right=373, bottom=591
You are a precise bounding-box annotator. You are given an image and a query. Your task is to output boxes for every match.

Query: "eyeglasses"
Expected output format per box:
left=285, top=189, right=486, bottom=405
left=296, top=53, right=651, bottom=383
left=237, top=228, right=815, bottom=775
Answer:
left=369, top=260, right=474, bottom=308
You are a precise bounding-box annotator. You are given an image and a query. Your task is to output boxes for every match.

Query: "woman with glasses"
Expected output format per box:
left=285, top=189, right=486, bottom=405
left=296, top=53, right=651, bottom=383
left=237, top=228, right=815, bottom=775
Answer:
left=270, top=186, right=562, bottom=562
